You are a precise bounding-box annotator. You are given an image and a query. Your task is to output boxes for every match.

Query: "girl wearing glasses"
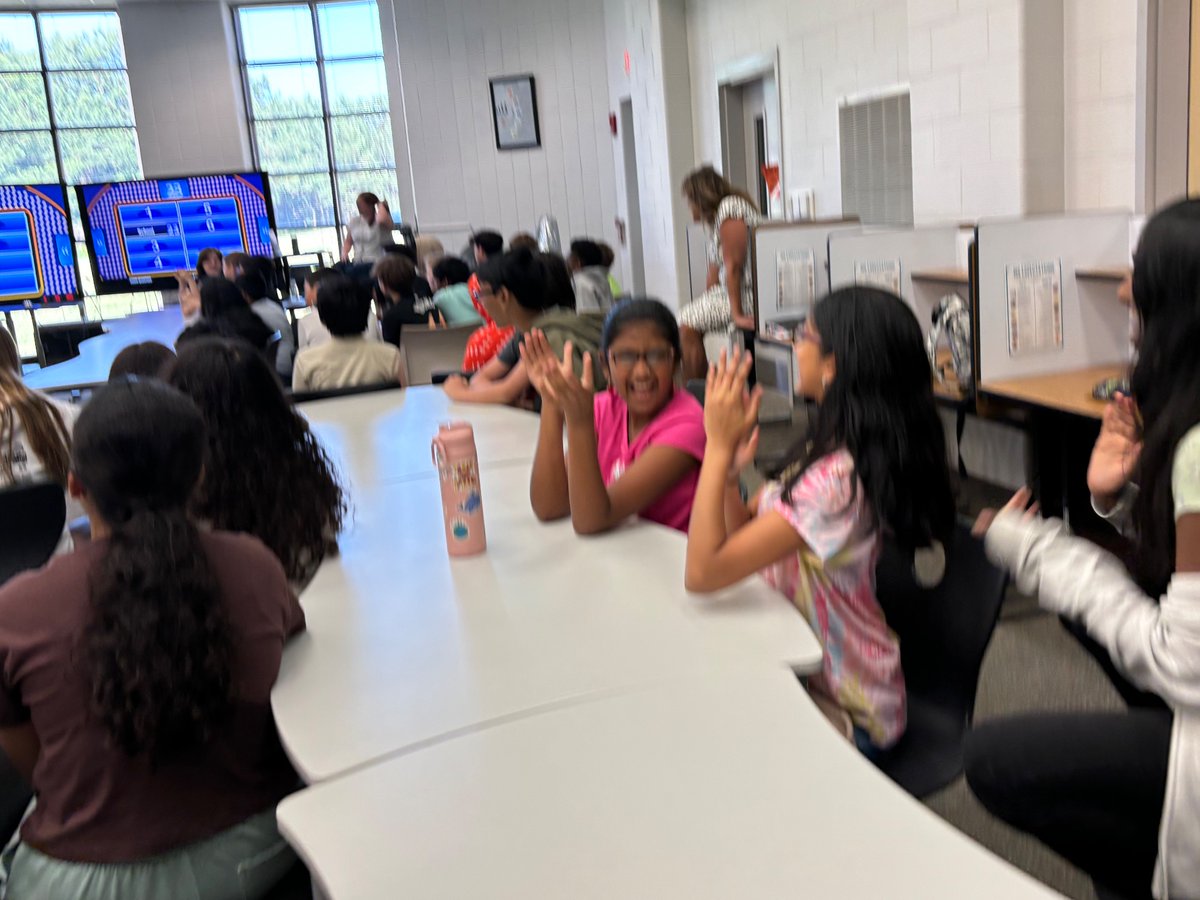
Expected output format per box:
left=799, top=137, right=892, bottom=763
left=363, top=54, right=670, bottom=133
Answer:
left=685, top=287, right=956, bottom=756
left=525, top=299, right=706, bottom=534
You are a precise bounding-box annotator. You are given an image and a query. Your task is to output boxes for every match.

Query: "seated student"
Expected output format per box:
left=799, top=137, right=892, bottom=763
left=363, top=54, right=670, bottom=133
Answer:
left=965, top=198, right=1200, bottom=900
left=430, top=256, right=482, bottom=326
left=0, top=379, right=304, bottom=900
left=298, top=268, right=380, bottom=349
left=167, top=338, right=346, bottom=592
left=176, top=278, right=274, bottom=358
left=414, top=235, right=445, bottom=284
left=236, top=267, right=294, bottom=381
left=375, top=254, right=438, bottom=347
left=443, top=248, right=604, bottom=407
left=568, top=239, right=615, bottom=312
left=221, top=251, right=251, bottom=282
left=508, top=232, right=539, bottom=252
left=195, top=247, right=223, bottom=283
left=598, top=241, right=622, bottom=297
left=684, top=288, right=956, bottom=757
left=525, top=299, right=704, bottom=534
left=542, top=251, right=578, bottom=310
left=292, top=275, right=403, bottom=393
left=460, top=231, right=512, bottom=372
left=0, top=327, right=74, bottom=494
left=108, top=341, right=175, bottom=381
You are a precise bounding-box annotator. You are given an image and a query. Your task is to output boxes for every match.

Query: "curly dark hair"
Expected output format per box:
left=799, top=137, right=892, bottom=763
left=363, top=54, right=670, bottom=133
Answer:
left=167, top=338, right=347, bottom=586
left=74, top=379, right=232, bottom=763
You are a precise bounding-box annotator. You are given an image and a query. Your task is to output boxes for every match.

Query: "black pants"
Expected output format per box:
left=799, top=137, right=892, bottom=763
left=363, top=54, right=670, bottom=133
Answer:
left=964, top=709, right=1172, bottom=900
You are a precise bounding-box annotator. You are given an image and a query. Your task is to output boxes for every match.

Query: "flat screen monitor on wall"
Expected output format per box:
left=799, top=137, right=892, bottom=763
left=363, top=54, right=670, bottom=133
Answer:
left=0, top=184, right=80, bottom=306
left=77, top=172, right=276, bottom=295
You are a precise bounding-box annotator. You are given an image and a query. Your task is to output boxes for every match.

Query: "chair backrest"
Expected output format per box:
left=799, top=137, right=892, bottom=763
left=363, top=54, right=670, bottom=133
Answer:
left=399, top=326, right=474, bottom=386
left=874, top=522, right=1007, bottom=723
left=0, top=481, right=67, bottom=586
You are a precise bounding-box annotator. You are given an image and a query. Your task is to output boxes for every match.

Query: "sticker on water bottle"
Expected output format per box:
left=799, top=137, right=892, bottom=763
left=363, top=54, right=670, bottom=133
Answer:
left=458, top=492, right=482, bottom=514
left=451, top=518, right=470, bottom=541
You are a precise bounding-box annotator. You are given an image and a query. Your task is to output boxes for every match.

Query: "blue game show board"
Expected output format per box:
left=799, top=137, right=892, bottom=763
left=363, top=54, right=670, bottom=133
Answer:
left=0, top=211, right=40, bottom=297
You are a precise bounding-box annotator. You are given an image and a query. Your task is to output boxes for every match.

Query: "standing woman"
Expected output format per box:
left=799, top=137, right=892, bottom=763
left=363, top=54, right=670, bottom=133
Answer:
left=341, top=191, right=395, bottom=265
left=967, top=198, right=1200, bottom=900
left=678, top=165, right=761, bottom=379
left=0, top=379, right=305, bottom=899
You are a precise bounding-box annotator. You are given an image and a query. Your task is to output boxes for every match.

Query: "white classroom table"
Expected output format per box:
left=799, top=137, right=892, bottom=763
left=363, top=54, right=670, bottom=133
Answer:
left=298, top=386, right=541, bottom=489
left=276, top=392, right=822, bottom=782
left=278, top=669, right=1062, bottom=900
left=24, top=307, right=183, bottom=393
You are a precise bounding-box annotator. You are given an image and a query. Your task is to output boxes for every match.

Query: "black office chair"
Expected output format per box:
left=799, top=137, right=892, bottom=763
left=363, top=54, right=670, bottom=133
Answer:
left=36, top=321, right=105, bottom=367
left=0, top=481, right=66, bottom=587
left=871, top=522, right=1008, bottom=798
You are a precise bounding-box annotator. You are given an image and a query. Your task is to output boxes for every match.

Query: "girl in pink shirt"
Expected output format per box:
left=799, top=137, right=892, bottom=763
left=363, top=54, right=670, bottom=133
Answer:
left=525, top=299, right=705, bottom=534
left=685, top=288, right=956, bottom=755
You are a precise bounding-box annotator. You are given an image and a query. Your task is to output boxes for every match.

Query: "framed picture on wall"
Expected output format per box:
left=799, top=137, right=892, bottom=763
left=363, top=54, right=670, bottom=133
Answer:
left=489, top=74, right=541, bottom=150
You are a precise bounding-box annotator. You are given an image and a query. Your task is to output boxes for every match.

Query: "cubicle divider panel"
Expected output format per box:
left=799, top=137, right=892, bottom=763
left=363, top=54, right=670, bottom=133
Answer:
left=975, top=212, right=1131, bottom=385
left=750, top=220, right=860, bottom=337
left=827, top=226, right=966, bottom=329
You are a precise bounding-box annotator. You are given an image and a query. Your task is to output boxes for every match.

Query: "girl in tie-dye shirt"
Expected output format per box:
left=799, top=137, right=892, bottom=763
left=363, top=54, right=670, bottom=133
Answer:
left=685, top=287, right=956, bottom=755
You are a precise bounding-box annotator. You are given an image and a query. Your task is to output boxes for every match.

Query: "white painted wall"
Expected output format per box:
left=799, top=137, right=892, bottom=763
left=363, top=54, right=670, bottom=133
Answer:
left=605, top=0, right=696, bottom=309
left=121, top=1, right=251, bottom=178
left=379, top=0, right=619, bottom=263
left=1063, top=0, right=1138, bottom=210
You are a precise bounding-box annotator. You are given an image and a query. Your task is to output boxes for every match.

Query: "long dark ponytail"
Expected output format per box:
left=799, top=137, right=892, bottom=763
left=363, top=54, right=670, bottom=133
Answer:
left=783, top=287, right=956, bottom=555
left=74, top=380, right=233, bottom=763
left=1128, top=199, right=1200, bottom=595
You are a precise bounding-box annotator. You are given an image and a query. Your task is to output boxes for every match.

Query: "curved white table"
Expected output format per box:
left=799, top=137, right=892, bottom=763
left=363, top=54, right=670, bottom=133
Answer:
left=272, top=462, right=822, bottom=782
left=298, top=387, right=541, bottom=490
left=24, top=308, right=183, bottom=393
left=278, top=670, right=1062, bottom=900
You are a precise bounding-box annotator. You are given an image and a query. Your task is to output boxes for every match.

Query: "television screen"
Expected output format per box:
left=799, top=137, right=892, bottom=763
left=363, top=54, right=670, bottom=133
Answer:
left=0, top=183, right=79, bottom=306
left=77, top=172, right=275, bottom=294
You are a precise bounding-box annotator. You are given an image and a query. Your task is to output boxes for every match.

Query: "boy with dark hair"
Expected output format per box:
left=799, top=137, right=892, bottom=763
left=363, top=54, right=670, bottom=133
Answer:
left=430, top=257, right=481, bottom=326
left=291, top=275, right=402, bottom=393
left=568, top=238, right=614, bottom=313
left=471, top=230, right=504, bottom=263
left=298, top=268, right=381, bottom=349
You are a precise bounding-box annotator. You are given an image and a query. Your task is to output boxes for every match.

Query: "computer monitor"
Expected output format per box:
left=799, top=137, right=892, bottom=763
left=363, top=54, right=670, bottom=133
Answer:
left=77, top=172, right=276, bottom=295
left=755, top=336, right=798, bottom=424
left=0, top=183, right=80, bottom=306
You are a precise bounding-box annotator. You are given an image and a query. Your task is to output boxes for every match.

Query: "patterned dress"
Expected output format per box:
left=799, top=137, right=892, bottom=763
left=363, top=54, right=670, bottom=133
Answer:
left=758, top=450, right=906, bottom=748
left=679, top=194, right=760, bottom=334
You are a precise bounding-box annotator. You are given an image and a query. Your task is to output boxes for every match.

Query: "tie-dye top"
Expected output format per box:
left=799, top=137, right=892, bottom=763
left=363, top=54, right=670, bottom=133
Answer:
left=758, top=449, right=906, bottom=748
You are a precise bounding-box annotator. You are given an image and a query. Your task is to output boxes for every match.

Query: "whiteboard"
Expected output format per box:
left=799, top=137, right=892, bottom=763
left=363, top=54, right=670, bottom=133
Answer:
left=976, top=211, right=1131, bottom=383
left=828, top=225, right=965, bottom=329
left=751, top=220, right=860, bottom=335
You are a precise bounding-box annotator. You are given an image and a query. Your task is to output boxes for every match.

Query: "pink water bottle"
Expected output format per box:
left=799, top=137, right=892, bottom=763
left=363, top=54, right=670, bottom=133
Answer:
left=431, top=422, right=487, bottom=556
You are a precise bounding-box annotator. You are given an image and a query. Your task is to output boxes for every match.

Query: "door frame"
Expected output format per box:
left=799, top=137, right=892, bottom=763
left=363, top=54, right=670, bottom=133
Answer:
left=716, top=50, right=783, bottom=211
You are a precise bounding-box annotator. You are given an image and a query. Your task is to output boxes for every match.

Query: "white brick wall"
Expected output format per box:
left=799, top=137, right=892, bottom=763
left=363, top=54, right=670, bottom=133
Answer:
left=1063, top=0, right=1137, bottom=210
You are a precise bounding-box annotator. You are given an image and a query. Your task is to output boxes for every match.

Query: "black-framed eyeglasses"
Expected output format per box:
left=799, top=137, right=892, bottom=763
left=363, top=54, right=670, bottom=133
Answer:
left=608, top=348, right=675, bottom=369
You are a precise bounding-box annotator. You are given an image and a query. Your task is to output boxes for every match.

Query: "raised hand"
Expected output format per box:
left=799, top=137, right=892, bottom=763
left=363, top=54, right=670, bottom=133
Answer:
left=540, top=341, right=595, bottom=426
left=973, top=486, right=1040, bottom=537
left=519, top=329, right=560, bottom=398
left=704, top=349, right=761, bottom=452
left=1087, top=393, right=1142, bottom=506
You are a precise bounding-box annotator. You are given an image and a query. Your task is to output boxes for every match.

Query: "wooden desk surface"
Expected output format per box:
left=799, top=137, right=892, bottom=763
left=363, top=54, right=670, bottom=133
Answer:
left=980, top=364, right=1126, bottom=419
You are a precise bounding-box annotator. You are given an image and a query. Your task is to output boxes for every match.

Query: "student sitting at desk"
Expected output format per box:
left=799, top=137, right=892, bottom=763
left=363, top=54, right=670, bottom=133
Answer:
left=177, top=279, right=274, bottom=359
left=375, top=254, right=438, bottom=347
left=298, top=268, right=380, bottom=350
left=108, top=341, right=175, bottom=382
left=292, top=275, right=402, bottom=394
left=526, top=300, right=704, bottom=534
left=0, top=379, right=305, bottom=900
left=967, top=198, right=1200, bottom=900
left=684, top=288, right=956, bottom=757
left=442, top=247, right=603, bottom=408
left=0, top=329, right=76, bottom=520
left=429, top=256, right=482, bottom=326
left=168, top=339, right=346, bottom=592
left=237, top=268, right=295, bottom=382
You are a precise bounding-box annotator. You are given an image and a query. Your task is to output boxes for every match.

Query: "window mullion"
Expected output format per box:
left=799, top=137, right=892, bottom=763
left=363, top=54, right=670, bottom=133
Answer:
left=311, top=1, right=341, bottom=237
left=32, top=13, right=68, bottom=189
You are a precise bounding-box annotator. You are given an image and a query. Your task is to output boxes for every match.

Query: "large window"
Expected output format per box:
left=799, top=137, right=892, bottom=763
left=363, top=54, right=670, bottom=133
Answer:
left=0, top=10, right=144, bottom=357
left=236, top=1, right=399, bottom=253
